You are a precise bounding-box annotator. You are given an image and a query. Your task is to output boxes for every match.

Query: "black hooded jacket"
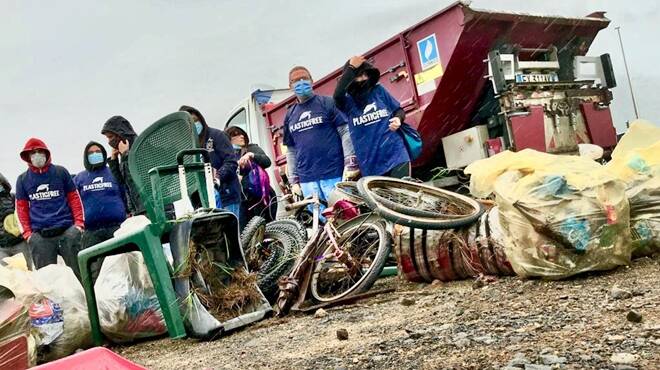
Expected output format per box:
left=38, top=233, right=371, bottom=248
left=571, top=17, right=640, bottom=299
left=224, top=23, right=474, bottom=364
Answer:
left=0, top=173, right=22, bottom=248
left=179, top=105, right=241, bottom=206
left=333, top=61, right=405, bottom=122
left=101, top=116, right=144, bottom=215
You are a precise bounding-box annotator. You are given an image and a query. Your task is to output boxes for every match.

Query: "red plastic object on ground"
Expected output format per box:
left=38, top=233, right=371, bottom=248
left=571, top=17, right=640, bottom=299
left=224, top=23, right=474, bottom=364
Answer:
left=0, top=299, right=30, bottom=370
left=32, top=347, right=147, bottom=370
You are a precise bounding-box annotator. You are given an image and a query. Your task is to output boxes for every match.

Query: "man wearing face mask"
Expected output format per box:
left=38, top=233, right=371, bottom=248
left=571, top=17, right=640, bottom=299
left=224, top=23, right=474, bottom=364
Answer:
left=283, top=66, right=358, bottom=205
left=15, top=138, right=85, bottom=278
left=101, top=115, right=143, bottom=216
left=179, top=105, right=241, bottom=219
left=73, top=142, right=127, bottom=281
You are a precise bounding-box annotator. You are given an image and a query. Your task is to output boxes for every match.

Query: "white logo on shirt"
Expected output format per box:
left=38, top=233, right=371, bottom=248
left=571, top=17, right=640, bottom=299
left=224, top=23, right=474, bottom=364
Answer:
left=353, top=102, right=390, bottom=127
left=29, top=183, right=61, bottom=201
left=290, top=110, right=324, bottom=133
left=363, top=102, right=378, bottom=114
left=83, top=176, right=113, bottom=192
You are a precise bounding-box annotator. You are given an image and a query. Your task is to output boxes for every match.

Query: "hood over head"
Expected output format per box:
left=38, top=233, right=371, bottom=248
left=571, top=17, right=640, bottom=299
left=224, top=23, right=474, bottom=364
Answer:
left=83, top=141, right=108, bottom=171
left=347, top=62, right=381, bottom=106
left=0, top=173, right=11, bottom=193
left=20, top=138, right=52, bottom=171
left=101, top=116, right=138, bottom=145
left=225, top=126, right=249, bottom=145
left=179, top=105, right=208, bottom=128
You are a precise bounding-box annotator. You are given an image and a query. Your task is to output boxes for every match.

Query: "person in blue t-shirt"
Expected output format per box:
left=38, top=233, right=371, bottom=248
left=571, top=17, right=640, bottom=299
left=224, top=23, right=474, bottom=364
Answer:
left=73, top=141, right=127, bottom=281
left=333, top=56, right=411, bottom=178
left=283, top=66, right=358, bottom=204
left=15, top=138, right=85, bottom=278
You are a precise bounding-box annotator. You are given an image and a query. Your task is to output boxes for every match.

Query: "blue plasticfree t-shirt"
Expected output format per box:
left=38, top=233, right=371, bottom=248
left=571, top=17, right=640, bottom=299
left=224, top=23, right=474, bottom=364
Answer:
left=340, top=84, right=409, bottom=176
left=283, top=95, right=347, bottom=183
left=74, top=166, right=127, bottom=231
left=15, top=165, right=76, bottom=232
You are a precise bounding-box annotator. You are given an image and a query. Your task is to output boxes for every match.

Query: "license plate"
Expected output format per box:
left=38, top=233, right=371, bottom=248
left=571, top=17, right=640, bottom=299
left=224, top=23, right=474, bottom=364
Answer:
left=515, top=74, right=558, bottom=83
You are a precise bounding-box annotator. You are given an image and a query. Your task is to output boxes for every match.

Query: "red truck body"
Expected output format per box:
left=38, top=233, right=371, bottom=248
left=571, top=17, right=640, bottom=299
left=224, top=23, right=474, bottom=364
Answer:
left=260, top=1, right=615, bottom=178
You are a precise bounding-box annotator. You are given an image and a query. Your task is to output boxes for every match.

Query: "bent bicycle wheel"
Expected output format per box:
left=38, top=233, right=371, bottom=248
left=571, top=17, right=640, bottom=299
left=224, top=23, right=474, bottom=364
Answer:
left=309, top=215, right=392, bottom=302
left=357, top=176, right=484, bottom=230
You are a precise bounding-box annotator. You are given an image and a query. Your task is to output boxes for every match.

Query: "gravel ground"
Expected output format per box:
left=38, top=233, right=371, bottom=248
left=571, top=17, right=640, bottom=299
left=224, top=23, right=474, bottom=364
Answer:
left=115, top=256, right=659, bottom=370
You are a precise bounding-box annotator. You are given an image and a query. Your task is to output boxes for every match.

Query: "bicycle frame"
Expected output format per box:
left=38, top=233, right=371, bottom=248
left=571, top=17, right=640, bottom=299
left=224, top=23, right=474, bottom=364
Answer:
left=276, top=194, right=374, bottom=315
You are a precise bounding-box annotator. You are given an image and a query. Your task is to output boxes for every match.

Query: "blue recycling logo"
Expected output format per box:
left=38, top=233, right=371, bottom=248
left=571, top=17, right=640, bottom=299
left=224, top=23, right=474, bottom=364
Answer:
left=417, top=34, right=439, bottom=70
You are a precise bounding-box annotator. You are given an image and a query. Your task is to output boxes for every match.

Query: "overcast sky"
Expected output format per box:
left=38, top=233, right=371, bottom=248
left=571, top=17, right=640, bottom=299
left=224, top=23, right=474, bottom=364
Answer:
left=1, top=0, right=657, bottom=185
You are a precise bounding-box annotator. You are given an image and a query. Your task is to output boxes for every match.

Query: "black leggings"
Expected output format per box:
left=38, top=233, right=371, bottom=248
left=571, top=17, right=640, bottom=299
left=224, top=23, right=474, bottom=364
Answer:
left=383, top=162, right=411, bottom=179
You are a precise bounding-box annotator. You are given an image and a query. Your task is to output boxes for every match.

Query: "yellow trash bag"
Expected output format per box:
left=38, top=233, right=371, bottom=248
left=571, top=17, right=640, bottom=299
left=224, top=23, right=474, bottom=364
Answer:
left=466, top=149, right=631, bottom=279
left=4, top=213, right=21, bottom=237
left=605, top=120, right=660, bottom=182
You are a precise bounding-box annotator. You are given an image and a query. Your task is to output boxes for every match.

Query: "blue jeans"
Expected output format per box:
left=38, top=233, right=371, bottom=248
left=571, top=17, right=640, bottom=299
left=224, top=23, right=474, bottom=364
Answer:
left=223, top=202, right=241, bottom=222
left=300, top=177, right=341, bottom=221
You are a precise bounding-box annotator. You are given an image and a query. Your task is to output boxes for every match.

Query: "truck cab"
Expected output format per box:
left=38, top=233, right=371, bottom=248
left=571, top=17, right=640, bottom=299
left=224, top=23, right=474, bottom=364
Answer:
left=223, top=88, right=292, bottom=195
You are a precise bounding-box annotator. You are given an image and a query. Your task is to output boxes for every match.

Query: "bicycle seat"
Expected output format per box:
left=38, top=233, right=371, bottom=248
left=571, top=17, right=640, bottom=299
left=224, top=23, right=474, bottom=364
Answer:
left=321, top=206, right=335, bottom=219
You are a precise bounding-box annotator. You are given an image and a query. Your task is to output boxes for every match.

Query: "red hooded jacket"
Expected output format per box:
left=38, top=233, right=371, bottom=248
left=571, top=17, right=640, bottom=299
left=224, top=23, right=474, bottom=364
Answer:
left=15, top=138, right=84, bottom=239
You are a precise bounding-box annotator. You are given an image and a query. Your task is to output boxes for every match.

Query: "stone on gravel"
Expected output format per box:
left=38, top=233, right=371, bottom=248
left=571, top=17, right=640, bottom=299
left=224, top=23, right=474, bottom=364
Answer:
left=607, top=335, right=626, bottom=343
left=626, top=310, right=642, bottom=323
left=336, top=329, right=349, bottom=340
left=615, top=366, right=638, bottom=370
left=610, top=352, right=637, bottom=365
left=473, top=335, right=496, bottom=345
left=610, top=286, right=633, bottom=300
left=401, top=297, right=416, bottom=306
left=508, top=352, right=530, bottom=367
left=539, top=354, right=566, bottom=365
left=524, top=365, right=551, bottom=370
left=455, top=338, right=471, bottom=348
left=315, top=308, right=328, bottom=318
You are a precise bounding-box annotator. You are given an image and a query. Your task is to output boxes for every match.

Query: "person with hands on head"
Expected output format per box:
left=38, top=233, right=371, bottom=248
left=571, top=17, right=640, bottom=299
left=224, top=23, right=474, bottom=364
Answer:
left=179, top=105, right=242, bottom=219
left=333, top=55, right=411, bottom=178
left=101, top=115, right=143, bottom=216
left=284, top=65, right=358, bottom=207
left=14, top=138, right=85, bottom=279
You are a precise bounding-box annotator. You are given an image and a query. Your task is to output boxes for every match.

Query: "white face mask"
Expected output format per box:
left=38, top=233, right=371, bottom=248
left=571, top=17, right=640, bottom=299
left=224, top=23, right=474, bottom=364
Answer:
left=30, top=152, right=47, bottom=168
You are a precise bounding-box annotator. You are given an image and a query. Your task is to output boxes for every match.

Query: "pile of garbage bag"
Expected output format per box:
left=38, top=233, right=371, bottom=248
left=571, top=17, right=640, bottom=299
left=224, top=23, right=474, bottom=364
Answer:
left=95, top=252, right=167, bottom=343
left=0, top=260, right=92, bottom=365
left=0, top=249, right=169, bottom=367
left=604, top=120, right=660, bottom=257
left=463, top=119, right=660, bottom=279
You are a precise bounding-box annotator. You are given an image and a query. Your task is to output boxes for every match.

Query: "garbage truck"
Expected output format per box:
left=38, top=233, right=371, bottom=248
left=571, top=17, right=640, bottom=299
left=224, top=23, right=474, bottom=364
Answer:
left=223, top=1, right=618, bottom=191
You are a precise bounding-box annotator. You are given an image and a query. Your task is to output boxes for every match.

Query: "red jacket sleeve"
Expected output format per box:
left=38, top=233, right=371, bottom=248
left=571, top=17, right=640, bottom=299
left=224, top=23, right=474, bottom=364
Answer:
left=66, top=191, right=85, bottom=228
left=16, top=199, right=32, bottom=240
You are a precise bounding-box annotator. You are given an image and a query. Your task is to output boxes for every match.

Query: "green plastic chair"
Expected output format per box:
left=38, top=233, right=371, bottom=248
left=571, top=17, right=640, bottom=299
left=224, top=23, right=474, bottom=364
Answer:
left=78, top=111, right=212, bottom=345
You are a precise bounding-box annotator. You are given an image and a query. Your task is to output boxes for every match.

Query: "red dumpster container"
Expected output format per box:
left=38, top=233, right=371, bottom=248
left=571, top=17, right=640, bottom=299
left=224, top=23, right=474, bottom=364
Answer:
left=262, top=1, right=614, bottom=178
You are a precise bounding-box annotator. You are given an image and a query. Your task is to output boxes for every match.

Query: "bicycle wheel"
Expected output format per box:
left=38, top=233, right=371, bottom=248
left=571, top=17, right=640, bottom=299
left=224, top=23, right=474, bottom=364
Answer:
left=309, top=215, right=392, bottom=302
left=357, top=176, right=484, bottom=230
left=328, top=181, right=365, bottom=206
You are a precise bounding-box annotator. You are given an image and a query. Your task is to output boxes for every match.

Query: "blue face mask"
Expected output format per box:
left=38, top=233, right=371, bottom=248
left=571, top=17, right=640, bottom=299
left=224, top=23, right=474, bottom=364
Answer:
left=293, top=79, right=313, bottom=98
left=88, top=152, right=104, bottom=165
left=232, top=144, right=241, bottom=150
left=194, top=121, right=203, bottom=135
